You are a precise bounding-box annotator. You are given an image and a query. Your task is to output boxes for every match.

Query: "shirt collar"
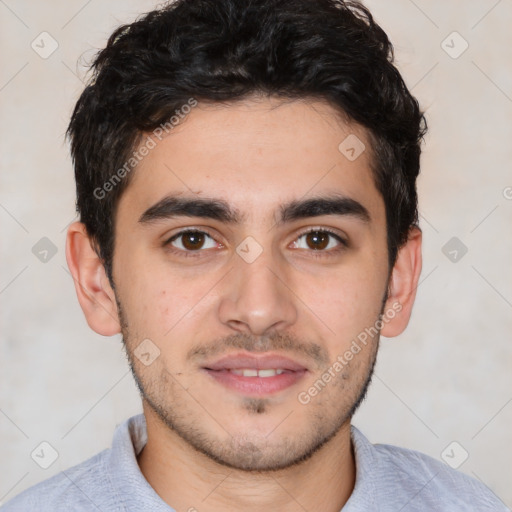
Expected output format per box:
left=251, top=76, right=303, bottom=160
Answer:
left=342, top=425, right=379, bottom=511
left=106, top=413, right=175, bottom=511
left=106, top=414, right=378, bottom=511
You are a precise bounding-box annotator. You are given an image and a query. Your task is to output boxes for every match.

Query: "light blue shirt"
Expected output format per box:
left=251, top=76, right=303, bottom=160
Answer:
left=1, top=413, right=508, bottom=511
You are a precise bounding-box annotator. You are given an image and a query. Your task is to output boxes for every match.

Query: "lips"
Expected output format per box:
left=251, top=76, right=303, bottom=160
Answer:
left=203, top=353, right=308, bottom=372
left=201, top=353, right=308, bottom=396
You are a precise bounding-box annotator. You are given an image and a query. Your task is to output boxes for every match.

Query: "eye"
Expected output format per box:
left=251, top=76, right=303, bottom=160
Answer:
left=291, top=228, right=347, bottom=256
left=165, top=229, right=220, bottom=257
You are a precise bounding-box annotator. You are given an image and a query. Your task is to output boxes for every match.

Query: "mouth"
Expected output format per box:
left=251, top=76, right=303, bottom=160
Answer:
left=201, top=353, right=309, bottom=396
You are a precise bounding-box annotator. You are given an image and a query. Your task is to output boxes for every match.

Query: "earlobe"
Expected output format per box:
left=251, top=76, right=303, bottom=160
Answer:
left=380, top=226, right=422, bottom=338
left=65, top=222, right=121, bottom=336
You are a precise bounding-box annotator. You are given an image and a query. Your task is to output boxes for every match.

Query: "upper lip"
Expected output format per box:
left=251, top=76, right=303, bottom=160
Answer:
left=202, top=352, right=308, bottom=372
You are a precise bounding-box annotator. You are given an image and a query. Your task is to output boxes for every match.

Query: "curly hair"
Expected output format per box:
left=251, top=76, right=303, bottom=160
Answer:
left=67, top=0, right=427, bottom=283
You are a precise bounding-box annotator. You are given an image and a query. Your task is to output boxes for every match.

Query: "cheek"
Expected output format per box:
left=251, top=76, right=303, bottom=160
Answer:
left=133, top=272, right=211, bottom=343
left=300, top=261, right=386, bottom=341
left=115, top=265, right=169, bottom=338
left=156, top=287, right=205, bottom=329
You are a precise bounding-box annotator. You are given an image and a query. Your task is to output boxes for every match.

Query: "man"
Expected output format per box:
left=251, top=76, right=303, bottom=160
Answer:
left=2, top=0, right=508, bottom=510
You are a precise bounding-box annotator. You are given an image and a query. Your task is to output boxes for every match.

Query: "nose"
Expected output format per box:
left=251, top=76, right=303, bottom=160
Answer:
left=217, top=245, right=298, bottom=336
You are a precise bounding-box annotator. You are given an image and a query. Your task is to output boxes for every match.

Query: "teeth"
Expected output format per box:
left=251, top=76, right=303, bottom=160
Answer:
left=230, top=369, right=286, bottom=377
left=259, top=369, right=278, bottom=378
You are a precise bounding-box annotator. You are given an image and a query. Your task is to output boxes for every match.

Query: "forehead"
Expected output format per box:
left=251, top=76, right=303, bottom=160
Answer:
left=119, top=97, right=383, bottom=225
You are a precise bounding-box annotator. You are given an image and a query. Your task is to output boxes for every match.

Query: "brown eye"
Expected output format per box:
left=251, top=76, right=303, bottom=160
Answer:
left=292, top=229, right=346, bottom=253
left=166, top=230, right=217, bottom=253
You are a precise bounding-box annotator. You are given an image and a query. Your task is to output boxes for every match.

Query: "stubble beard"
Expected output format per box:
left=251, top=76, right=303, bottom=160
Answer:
left=116, top=295, right=380, bottom=473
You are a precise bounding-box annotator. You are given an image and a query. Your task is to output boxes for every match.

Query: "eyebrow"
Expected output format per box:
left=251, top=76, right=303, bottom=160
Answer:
left=138, top=192, right=371, bottom=226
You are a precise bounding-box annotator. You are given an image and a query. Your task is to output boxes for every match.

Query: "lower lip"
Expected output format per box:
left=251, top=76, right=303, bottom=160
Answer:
left=202, top=369, right=307, bottom=396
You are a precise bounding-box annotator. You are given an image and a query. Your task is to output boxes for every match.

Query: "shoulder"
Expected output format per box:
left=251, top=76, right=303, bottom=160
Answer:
left=0, top=449, right=121, bottom=512
left=350, top=427, right=509, bottom=511
left=377, top=442, right=502, bottom=507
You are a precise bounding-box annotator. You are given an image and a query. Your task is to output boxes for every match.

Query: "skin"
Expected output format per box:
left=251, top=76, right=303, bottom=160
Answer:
left=66, top=95, right=422, bottom=512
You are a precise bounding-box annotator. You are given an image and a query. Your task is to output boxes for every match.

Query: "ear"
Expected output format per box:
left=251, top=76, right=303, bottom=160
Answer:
left=380, top=226, right=422, bottom=338
left=65, top=221, right=121, bottom=336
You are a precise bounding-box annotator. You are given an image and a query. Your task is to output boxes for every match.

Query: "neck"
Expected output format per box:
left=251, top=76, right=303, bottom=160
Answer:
left=137, top=405, right=356, bottom=512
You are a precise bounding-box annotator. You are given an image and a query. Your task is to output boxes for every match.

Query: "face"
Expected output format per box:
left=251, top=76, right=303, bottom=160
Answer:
left=109, top=96, right=392, bottom=471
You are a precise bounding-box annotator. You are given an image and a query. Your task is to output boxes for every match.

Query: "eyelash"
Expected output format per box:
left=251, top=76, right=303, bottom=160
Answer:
left=164, top=228, right=348, bottom=259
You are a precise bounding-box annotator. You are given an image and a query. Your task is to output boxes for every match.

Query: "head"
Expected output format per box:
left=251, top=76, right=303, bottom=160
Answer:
left=66, top=0, right=425, bottom=472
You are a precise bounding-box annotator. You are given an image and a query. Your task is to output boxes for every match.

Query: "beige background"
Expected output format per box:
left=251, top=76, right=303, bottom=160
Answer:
left=1, top=0, right=511, bottom=507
